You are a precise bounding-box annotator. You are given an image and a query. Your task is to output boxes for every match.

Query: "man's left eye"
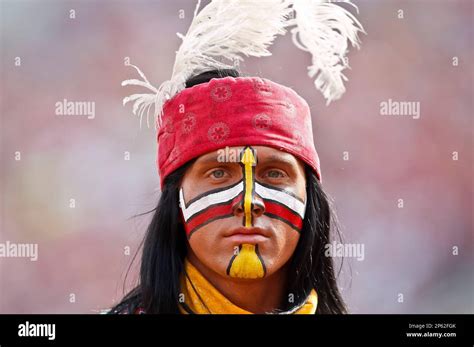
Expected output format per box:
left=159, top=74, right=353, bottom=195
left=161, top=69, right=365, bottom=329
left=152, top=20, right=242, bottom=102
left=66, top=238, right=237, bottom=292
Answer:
left=264, top=169, right=286, bottom=179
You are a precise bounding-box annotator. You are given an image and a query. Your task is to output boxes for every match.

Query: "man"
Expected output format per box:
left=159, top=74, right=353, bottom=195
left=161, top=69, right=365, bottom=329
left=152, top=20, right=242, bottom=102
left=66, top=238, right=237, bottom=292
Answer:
left=112, top=0, right=363, bottom=314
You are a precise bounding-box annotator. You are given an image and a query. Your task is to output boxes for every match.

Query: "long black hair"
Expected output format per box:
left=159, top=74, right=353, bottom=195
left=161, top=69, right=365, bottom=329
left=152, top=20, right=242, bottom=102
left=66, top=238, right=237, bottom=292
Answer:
left=110, top=70, right=347, bottom=314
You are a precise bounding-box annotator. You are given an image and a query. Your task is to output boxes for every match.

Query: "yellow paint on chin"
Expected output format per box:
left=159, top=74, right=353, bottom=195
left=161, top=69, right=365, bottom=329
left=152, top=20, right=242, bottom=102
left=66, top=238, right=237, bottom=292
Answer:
left=229, top=244, right=265, bottom=279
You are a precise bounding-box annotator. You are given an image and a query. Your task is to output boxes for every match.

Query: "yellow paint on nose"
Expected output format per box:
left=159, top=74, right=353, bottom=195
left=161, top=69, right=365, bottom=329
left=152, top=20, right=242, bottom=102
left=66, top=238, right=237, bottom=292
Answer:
left=240, top=147, right=256, bottom=227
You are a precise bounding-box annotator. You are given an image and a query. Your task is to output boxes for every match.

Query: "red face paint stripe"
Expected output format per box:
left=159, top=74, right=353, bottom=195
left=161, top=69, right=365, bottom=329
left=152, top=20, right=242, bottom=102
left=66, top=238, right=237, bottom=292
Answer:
left=184, top=195, right=243, bottom=237
left=263, top=200, right=303, bottom=231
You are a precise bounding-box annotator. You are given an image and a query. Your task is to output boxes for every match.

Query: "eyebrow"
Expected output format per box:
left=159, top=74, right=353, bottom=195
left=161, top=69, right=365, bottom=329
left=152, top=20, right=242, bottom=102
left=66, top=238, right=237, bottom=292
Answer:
left=194, top=154, right=239, bottom=165
left=258, top=154, right=298, bottom=167
left=196, top=155, right=219, bottom=164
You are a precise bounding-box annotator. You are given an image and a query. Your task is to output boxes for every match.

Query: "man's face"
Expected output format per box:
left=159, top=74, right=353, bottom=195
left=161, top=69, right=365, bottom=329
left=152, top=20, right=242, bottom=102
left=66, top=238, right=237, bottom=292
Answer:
left=179, top=145, right=307, bottom=280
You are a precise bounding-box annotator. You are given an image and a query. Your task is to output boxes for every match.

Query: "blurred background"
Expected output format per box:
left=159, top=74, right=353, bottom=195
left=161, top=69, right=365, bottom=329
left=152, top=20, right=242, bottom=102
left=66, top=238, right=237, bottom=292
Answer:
left=0, top=0, right=472, bottom=313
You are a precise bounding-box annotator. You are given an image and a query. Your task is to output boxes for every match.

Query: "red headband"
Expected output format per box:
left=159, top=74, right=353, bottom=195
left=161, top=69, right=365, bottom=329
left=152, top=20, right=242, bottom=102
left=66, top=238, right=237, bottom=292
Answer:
left=157, top=76, right=321, bottom=187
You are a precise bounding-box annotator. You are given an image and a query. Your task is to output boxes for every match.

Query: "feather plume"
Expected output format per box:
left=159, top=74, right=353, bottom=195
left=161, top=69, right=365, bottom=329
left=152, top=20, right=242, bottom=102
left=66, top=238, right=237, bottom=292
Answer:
left=122, top=0, right=364, bottom=128
left=289, top=0, right=365, bottom=105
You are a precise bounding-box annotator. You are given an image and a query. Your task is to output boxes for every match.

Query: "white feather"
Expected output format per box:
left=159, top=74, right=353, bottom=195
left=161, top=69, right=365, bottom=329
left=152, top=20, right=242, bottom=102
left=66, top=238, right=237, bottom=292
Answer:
left=122, top=64, right=159, bottom=128
left=290, top=0, right=365, bottom=105
left=122, top=0, right=364, bottom=127
left=123, top=0, right=291, bottom=128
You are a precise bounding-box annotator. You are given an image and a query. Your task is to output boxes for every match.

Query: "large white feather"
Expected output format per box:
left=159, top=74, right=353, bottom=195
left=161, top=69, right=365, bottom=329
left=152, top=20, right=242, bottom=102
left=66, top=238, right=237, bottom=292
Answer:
left=122, top=0, right=364, bottom=128
left=290, top=0, right=365, bottom=105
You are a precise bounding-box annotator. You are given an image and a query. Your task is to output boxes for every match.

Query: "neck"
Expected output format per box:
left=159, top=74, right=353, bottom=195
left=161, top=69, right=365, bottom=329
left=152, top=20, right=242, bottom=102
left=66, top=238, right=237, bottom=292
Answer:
left=187, top=252, right=289, bottom=313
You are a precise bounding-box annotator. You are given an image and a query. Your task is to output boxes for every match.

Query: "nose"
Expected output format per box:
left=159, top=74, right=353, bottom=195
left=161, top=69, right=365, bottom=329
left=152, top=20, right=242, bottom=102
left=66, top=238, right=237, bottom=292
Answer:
left=232, top=194, right=266, bottom=219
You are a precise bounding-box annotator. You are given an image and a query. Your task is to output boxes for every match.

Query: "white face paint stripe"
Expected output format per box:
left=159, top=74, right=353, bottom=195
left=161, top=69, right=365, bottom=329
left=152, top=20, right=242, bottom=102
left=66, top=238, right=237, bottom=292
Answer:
left=180, top=181, right=244, bottom=222
left=255, top=182, right=306, bottom=218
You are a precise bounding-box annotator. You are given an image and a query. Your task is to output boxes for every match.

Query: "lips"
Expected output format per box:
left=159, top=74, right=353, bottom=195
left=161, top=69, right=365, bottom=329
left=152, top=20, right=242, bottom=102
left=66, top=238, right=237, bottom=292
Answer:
left=224, top=227, right=270, bottom=244
left=226, top=227, right=269, bottom=237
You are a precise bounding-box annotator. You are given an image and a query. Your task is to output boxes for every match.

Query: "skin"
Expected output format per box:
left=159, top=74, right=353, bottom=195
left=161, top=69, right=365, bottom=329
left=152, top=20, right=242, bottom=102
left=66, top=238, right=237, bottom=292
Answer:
left=181, top=146, right=307, bottom=313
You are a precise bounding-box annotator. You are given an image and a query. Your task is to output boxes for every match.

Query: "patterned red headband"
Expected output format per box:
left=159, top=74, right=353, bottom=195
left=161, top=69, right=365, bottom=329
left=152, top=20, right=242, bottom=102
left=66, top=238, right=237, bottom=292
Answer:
left=157, top=76, right=321, bottom=187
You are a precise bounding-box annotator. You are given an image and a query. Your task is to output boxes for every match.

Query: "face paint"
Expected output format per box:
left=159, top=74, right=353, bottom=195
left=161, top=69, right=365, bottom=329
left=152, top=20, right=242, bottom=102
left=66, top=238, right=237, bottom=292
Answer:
left=239, top=146, right=257, bottom=227
left=180, top=181, right=244, bottom=238
left=179, top=146, right=306, bottom=238
left=226, top=146, right=264, bottom=279
left=226, top=244, right=266, bottom=279
left=254, top=181, right=306, bottom=231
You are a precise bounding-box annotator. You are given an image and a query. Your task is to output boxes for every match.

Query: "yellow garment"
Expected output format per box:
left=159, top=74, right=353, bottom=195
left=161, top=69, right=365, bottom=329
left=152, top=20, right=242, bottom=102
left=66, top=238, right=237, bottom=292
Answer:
left=179, top=258, right=318, bottom=314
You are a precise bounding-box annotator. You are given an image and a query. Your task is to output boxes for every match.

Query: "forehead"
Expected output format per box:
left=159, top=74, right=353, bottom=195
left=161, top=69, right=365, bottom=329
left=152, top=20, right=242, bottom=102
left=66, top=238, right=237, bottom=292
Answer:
left=194, top=146, right=302, bottom=166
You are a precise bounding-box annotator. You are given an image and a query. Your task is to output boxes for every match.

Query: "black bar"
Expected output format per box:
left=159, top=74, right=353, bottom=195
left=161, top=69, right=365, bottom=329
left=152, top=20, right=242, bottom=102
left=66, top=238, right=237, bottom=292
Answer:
left=0, top=314, right=472, bottom=346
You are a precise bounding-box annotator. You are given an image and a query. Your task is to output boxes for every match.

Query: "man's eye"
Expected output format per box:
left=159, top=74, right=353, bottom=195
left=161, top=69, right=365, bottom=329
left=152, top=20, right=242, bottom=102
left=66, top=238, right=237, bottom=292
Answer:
left=265, top=169, right=286, bottom=179
left=210, top=169, right=227, bottom=179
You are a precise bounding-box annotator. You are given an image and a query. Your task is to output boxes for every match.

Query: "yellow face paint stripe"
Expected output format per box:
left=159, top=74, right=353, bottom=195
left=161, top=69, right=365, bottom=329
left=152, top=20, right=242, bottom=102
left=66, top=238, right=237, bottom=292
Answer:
left=240, top=146, right=257, bottom=227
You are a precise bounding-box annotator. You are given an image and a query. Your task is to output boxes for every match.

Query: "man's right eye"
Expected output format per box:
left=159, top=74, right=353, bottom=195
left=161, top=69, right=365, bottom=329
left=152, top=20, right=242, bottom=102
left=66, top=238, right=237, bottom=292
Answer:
left=209, top=169, right=228, bottom=179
